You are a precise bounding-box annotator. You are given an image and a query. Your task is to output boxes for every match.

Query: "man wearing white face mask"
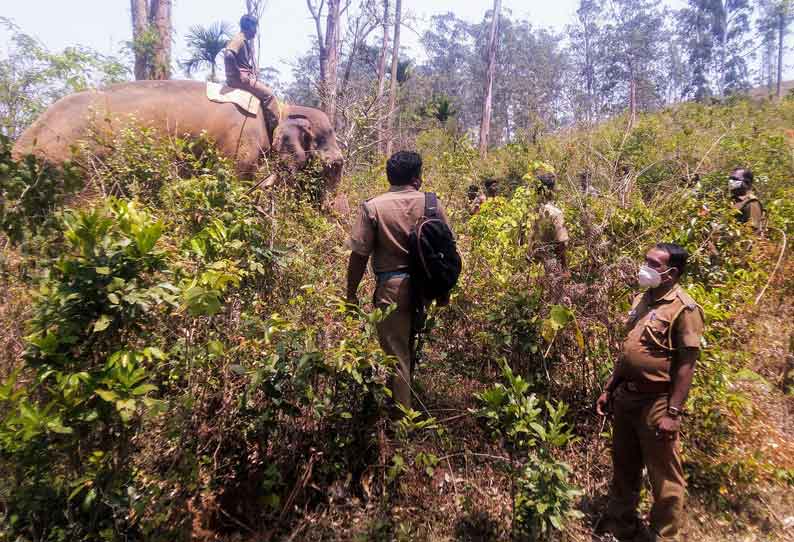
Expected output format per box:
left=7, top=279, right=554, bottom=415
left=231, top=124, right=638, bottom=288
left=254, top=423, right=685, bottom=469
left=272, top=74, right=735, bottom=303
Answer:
left=729, top=168, right=763, bottom=232
left=595, top=243, right=704, bottom=542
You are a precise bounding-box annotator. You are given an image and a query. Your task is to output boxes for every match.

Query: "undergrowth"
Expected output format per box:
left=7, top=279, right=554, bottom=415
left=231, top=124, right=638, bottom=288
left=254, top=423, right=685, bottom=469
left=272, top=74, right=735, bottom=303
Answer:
left=1, top=96, right=793, bottom=541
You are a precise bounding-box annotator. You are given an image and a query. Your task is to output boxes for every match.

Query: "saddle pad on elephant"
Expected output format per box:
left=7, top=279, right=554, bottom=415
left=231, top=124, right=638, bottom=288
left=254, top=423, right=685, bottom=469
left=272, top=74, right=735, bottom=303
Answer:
left=206, top=82, right=260, bottom=116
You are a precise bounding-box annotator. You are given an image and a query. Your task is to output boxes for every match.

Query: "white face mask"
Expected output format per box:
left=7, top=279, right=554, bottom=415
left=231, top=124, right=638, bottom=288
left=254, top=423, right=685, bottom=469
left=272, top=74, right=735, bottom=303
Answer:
left=638, top=265, right=671, bottom=289
left=728, top=178, right=744, bottom=191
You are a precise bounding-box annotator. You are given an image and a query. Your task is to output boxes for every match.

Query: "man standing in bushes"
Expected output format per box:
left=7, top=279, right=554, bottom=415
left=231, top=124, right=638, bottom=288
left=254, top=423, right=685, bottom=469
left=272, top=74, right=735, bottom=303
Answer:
left=346, top=151, right=453, bottom=413
left=596, top=243, right=705, bottom=541
left=729, top=167, right=764, bottom=232
left=531, top=170, right=569, bottom=271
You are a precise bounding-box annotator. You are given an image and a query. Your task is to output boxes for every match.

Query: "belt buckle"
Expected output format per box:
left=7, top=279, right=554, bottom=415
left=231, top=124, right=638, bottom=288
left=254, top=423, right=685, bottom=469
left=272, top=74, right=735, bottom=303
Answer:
left=626, top=382, right=639, bottom=392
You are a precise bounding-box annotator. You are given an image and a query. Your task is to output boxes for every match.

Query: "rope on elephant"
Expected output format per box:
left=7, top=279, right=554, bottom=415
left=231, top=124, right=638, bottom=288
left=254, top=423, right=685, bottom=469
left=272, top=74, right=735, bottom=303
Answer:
left=244, top=97, right=288, bottom=195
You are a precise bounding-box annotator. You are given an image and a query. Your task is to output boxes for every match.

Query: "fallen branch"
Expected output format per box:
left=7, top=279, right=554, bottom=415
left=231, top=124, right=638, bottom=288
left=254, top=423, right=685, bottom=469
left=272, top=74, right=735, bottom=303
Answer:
left=279, top=452, right=319, bottom=521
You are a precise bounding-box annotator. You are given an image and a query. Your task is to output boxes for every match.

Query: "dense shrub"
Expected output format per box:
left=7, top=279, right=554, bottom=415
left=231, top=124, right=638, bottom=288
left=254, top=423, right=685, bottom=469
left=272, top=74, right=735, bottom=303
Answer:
left=1, top=96, right=794, bottom=540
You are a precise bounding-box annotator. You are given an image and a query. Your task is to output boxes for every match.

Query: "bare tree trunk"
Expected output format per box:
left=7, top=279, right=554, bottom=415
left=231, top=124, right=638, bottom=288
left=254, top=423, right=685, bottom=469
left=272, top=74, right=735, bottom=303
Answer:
left=583, top=17, right=594, bottom=123
left=246, top=0, right=266, bottom=17
left=777, top=11, right=785, bottom=100
left=384, top=0, right=401, bottom=158
left=478, top=0, right=500, bottom=158
left=376, top=0, right=390, bottom=154
left=130, top=0, right=149, bottom=80
left=149, top=0, right=172, bottom=80
left=324, top=0, right=341, bottom=122
left=307, top=0, right=342, bottom=121
left=628, top=76, right=636, bottom=128
left=719, top=0, right=727, bottom=97
left=341, top=12, right=376, bottom=97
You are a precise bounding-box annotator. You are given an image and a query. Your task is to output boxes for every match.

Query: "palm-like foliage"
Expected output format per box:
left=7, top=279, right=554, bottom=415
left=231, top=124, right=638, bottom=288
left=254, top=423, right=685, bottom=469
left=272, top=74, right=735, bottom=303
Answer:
left=180, top=22, right=233, bottom=82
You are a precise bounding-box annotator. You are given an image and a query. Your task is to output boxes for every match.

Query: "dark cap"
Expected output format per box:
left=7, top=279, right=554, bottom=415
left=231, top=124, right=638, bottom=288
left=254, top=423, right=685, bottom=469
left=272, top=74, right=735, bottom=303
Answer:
left=241, top=14, right=258, bottom=31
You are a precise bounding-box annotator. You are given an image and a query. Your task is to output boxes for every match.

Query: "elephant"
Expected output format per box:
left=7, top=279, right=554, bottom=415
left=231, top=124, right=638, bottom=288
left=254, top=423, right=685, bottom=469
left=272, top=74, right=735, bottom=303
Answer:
left=12, top=80, right=344, bottom=201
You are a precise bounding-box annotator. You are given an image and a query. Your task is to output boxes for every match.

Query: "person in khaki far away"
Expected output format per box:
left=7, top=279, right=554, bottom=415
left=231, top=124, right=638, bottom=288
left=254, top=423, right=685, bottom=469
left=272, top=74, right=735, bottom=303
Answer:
left=531, top=170, right=569, bottom=271
left=346, top=151, right=451, bottom=412
left=596, top=243, right=705, bottom=542
left=728, top=167, right=764, bottom=232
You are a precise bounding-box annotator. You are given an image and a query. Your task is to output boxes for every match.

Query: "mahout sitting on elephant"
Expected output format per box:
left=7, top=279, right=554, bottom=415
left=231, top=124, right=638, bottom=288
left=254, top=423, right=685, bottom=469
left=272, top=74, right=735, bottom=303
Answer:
left=12, top=80, right=344, bottom=207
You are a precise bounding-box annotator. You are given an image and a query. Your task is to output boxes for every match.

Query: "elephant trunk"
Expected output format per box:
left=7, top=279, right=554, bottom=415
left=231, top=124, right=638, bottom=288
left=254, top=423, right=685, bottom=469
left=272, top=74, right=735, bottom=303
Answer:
left=322, top=151, right=344, bottom=193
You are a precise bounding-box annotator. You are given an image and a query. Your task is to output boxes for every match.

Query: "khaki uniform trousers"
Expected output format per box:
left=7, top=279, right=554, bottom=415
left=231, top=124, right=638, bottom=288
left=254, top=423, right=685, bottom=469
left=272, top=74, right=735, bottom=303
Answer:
left=227, top=77, right=279, bottom=139
left=228, top=76, right=275, bottom=105
left=374, top=275, right=414, bottom=410
left=607, top=387, right=686, bottom=540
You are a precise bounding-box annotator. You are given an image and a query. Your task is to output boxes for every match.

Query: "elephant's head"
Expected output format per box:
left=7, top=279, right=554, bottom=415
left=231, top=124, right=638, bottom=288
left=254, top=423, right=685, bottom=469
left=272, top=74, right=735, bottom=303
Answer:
left=274, top=107, right=344, bottom=194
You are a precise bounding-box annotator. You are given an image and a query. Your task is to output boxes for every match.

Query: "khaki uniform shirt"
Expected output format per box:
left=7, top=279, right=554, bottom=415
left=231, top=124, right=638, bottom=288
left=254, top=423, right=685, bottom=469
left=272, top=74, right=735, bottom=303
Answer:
left=534, top=202, right=569, bottom=245
left=349, top=186, right=450, bottom=274
left=617, top=284, right=704, bottom=383
left=225, top=32, right=256, bottom=82
left=733, top=192, right=763, bottom=230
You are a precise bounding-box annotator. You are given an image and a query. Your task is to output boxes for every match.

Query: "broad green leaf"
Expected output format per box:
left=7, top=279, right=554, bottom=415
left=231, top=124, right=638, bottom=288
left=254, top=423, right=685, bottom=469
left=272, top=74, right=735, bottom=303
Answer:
left=131, top=384, right=157, bottom=396
left=46, top=419, right=73, bottom=434
left=95, top=389, right=118, bottom=402
left=93, top=314, right=113, bottom=332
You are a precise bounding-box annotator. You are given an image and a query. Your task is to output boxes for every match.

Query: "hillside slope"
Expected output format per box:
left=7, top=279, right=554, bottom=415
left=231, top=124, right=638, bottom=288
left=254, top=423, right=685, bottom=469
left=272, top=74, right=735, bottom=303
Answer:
left=1, top=98, right=794, bottom=541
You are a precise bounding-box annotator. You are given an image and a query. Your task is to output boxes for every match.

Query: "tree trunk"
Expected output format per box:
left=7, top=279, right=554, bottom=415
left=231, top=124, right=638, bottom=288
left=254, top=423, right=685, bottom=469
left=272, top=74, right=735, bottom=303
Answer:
left=385, top=0, right=401, bottom=157
left=478, top=0, right=500, bottom=158
left=719, top=0, right=727, bottom=96
left=246, top=0, right=265, bottom=17
left=777, top=11, right=785, bottom=100
left=628, top=76, right=637, bottom=128
left=149, top=0, right=172, bottom=80
left=376, top=0, right=390, bottom=154
left=341, top=17, right=362, bottom=97
left=130, top=0, right=149, bottom=80
left=324, top=0, right=341, bottom=123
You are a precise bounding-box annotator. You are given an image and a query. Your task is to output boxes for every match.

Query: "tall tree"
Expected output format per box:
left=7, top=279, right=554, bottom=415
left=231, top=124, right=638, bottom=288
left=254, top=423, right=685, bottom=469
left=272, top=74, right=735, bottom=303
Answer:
left=385, top=0, right=401, bottom=157
left=421, top=14, right=477, bottom=128
left=567, top=0, right=608, bottom=123
left=678, top=0, right=753, bottom=98
left=758, top=0, right=794, bottom=99
left=602, top=0, right=666, bottom=122
left=376, top=0, right=390, bottom=153
left=567, top=0, right=604, bottom=123
left=180, top=23, right=232, bottom=82
left=340, top=1, right=379, bottom=95
left=129, top=0, right=172, bottom=80
left=149, top=0, right=172, bottom=79
left=130, top=0, right=149, bottom=80
left=479, top=0, right=501, bottom=157
left=307, top=0, right=346, bottom=123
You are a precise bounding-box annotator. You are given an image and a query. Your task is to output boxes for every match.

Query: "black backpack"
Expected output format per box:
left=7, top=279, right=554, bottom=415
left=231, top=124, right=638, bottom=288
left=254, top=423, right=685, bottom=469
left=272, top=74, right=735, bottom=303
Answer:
left=409, top=192, right=462, bottom=301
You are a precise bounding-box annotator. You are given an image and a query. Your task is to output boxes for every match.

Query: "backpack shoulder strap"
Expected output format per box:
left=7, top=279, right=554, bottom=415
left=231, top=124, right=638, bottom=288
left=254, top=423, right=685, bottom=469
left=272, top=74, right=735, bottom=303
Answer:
left=424, top=192, right=439, bottom=218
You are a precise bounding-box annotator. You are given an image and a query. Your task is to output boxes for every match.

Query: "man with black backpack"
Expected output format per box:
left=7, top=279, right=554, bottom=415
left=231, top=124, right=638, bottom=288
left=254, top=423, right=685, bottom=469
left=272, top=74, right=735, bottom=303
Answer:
left=346, top=151, right=461, bottom=413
